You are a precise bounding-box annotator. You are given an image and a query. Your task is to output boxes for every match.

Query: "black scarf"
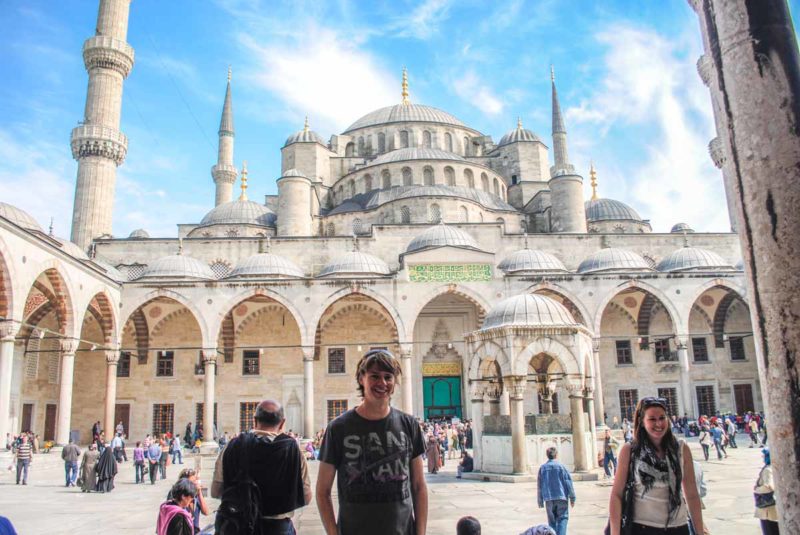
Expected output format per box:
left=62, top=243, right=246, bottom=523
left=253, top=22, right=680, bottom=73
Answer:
left=633, top=438, right=682, bottom=525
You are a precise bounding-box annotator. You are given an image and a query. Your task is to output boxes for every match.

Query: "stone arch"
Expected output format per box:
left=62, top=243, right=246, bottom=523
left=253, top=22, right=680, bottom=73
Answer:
left=406, top=284, right=490, bottom=341
left=0, top=235, right=15, bottom=321
left=444, top=166, right=455, bottom=186
left=234, top=303, right=298, bottom=338
left=80, top=290, right=117, bottom=345
left=713, top=292, right=749, bottom=348
left=467, top=339, right=512, bottom=380
left=514, top=337, right=583, bottom=378
left=605, top=302, right=637, bottom=328
left=363, top=174, right=373, bottom=192
left=683, top=279, right=748, bottom=334
left=528, top=283, right=591, bottom=328
left=381, top=169, right=391, bottom=189
left=19, top=266, right=76, bottom=338
left=402, top=167, right=413, bottom=186
left=423, top=166, right=434, bottom=186
left=311, top=287, right=406, bottom=349
left=464, top=168, right=474, bottom=188
left=122, top=289, right=211, bottom=348
left=690, top=304, right=713, bottom=330
left=212, top=288, right=309, bottom=347
left=593, top=281, right=682, bottom=338
left=149, top=308, right=194, bottom=341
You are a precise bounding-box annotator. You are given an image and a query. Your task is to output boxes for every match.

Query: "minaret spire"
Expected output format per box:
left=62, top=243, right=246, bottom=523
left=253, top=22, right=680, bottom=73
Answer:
left=550, top=65, right=572, bottom=175
left=401, top=67, right=410, bottom=105
left=70, top=0, right=135, bottom=251
left=212, top=67, right=238, bottom=206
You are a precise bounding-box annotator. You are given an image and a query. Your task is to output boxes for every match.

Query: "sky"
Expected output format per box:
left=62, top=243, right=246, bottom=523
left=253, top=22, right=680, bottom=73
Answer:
left=1, top=0, right=798, bottom=239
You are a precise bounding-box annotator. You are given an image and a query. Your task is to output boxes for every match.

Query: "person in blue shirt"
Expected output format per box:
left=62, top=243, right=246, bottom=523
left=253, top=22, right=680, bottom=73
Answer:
left=536, top=447, right=575, bottom=535
left=709, top=423, right=727, bottom=460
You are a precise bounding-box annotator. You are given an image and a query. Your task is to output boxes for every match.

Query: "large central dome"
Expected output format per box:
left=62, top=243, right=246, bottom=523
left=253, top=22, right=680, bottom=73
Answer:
left=344, top=104, right=470, bottom=133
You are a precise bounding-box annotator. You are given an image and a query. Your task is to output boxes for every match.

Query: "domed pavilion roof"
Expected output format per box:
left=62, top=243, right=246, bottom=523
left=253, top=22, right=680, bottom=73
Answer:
left=129, top=228, right=150, bottom=239
left=199, top=199, right=276, bottom=228
left=577, top=248, right=651, bottom=274
left=138, top=253, right=215, bottom=281
left=585, top=198, right=643, bottom=222
left=318, top=251, right=391, bottom=277
left=670, top=222, right=694, bottom=233
left=371, top=147, right=465, bottom=166
left=497, top=119, right=543, bottom=147
left=229, top=253, right=305, bottom=278
left=0, top=202, right=43, bottom=232
left=483, top=294, right=576, bottom=330
left=406, top=224, right=481, bottom=254
left=344, top=104, right=471, bottom=134
left=498, top=249, right=567, bottom=274
left=657, top=247, right=733, bottom=272
left=284, top=126, right=326, bottom=148
left=55, top=237, right=89, bottom=260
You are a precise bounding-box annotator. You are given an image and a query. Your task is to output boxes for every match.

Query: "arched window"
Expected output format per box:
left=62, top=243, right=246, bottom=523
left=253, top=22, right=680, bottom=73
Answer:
left=464, top=169, right=474, bottom=188
left=481, top=173, right=489, bottom=191
left=400, top=130, right=409, bottom=148
left=445, top=133, right=453, bottom=152
left=357, top=137, right=365, bottom=156
left=459, top=205, right=469, bottom=222
left=345, top=142, right=355, bottom=157
left=423, top=130, right=432, bottom=148
left=326, top=222, right=335, bottom=236
left=463, top=137, right=470, bottom=156
left=381, top=169, right=391, bottom=189
left=429, top=203, right=441, bottom=223
left=493, top=177, right=500, bottom=197
left=402, top=167, right=413, bottom=186
left=400, top=205, right=411, bottom=224
left=337, top=185, right=344, bottom=200
left=352, top=218, right=362, bottom=235
left=496, top=217, right=505, bottom=230
left=423, top=166, right=434, bottom=186
left=365, top=135, right=372, bottom=155
left=378, top=133, right=386, bottom=153
left=348, top=179, right=355, bottom=198
left=364, top=174, right=373, bottom=192
left=444, top=166, right=455, bottom=186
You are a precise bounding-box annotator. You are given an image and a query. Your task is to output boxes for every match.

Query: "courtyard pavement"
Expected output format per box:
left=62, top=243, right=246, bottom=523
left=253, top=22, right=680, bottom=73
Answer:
left=0, top=439, right=767, bottom=534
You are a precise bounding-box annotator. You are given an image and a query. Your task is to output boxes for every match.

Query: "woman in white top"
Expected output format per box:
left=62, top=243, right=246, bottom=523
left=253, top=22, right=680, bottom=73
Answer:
left=754, top=448, right=779, bottom=535
left=609, top=397, right=704, bottom=535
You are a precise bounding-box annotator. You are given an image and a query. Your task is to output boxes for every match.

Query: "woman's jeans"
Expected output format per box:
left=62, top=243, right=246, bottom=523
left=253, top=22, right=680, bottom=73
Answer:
left=134, top=461, right=144, bottom=483
left=701, top=444, right=710, bottom=461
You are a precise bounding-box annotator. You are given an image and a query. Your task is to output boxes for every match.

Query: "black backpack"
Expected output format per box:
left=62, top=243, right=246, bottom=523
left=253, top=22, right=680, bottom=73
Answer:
left=215, top=432, right=263, bottom=535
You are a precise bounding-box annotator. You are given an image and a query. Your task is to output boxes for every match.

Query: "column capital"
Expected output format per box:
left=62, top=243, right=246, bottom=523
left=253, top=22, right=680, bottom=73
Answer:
left=469, top=382, right=486, bottom=402
left=398, top=344, right=414, bottom=358
left=60, top=339, right=79, bottom=355
left=505, top=376, right=527, bottom=400
left=583, top=384, right=595, bottom=397
left=301, top=347, right=315, bottom=362
left=675, top=335, right=689, bottom=350
left=201, top=349, right=218, bottom=364
left=105, top=350, right=120, bottom=365
left=0, top=321, right=19, bottom=340
left=564, top=376, right=585, bottom=396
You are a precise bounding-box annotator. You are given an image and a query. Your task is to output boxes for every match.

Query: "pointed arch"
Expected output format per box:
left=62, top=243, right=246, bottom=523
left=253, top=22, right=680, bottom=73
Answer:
left=683, top=279, right=748, bottom=334
left=468, top=339, right=511, bottom=380
left=121, top=289, right=210, bottom=348
left=406, top=284, right=490, bottom=340
left=211, top=288, right=309, bottom=348
left=514, top=337, right=582, bottom=377
left=593, top=280, right=682, bottom=337
left=80, top=290, right=117, bottom=344
left=0, top=235, right=15, bottom=321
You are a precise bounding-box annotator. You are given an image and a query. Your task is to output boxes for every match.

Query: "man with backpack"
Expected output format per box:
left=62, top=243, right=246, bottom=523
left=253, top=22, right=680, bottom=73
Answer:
left=211, top=400, right=311, bottom=535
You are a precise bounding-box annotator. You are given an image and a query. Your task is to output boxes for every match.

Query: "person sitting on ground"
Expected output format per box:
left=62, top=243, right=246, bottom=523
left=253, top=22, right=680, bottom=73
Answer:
left=456, top=516, right=481, bottom=535
left=457, top=451, right=474, bottom=479
left=156, top=478, right=197, bottom=535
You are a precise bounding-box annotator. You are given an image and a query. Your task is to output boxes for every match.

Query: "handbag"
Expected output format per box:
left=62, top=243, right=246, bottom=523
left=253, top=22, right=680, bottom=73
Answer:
left=604, top=453, right=636, bottom=535
left=754, top=491, right=775, bottom=509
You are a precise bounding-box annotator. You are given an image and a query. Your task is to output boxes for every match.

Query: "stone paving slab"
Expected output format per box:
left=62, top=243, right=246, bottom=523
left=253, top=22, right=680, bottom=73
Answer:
left=0, top=442, right=767, bottom=534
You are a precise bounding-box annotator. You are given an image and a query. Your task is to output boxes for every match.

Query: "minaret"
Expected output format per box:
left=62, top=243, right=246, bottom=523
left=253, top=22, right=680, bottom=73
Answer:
left=548, top=66, right=587, bottom=233
left=70, top=0, right=135, bottom=250
left=212, top=67, right=237, bottom=206
left=401, top=66, right=410, bottom=105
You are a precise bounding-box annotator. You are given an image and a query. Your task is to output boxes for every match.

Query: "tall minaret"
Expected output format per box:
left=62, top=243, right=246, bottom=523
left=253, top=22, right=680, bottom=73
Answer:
left=70, top=0, right=135, bottom=250
left=212, top=67, right=237, bottom=206
left=548, top=66, right=587, bottom=233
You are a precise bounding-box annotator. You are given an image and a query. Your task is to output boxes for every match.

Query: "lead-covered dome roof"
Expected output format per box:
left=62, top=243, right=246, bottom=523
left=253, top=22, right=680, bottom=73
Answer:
left=406, top=224, right=481, bottom=254
left=585, top=198, right=643, bottom=222
left=229, top=252, right=305, bottom=278
left=371, top=147, right=465, bottom=166
left=129, top=228, right=150, bottom=239
left=284, top=129, right=326, bottom=147
left=318, top=251, right=392, bottom=277
left=344, top=104, right=470, bottom=133
left=497, top=125, right=542, bottom=147
left=578, top=248, right=651, bottom=274
left=139, top=253, right=215, bottom=280
left=199, top=199, right=276, bottom=228
left=327, top=185, right=515, bottom=215
left=0, top=202, right=42, bottom=232
left=483, top=294, right=576, bottom=329
left=671, top=222, right=694, bottom=233
left=55, top=237, right=89, bottom=259
left=498, top=249, right=567, bottom=274
left=657, top=247, right=733, bottom=272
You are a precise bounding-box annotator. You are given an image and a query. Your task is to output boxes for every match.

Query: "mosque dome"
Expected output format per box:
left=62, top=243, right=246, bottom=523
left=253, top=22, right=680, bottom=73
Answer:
left=0, top=202, right=43, bottom=232
left=55, top=237, right=89, bottom=260
left=229, top=252, right=305, bottom=278
left=406, top=224, right=481, bottom=254
left=129, top=228, right=150, bottom=239
left=585, top=198, right=643, bottom=222
left=577, top=248, right=651, bottom=274
left=498, top=249, right=568, bottom=274
left=318, top=251, right=391, bottom=277
left=497, top=120, right=542, bottom=147
left=483, top=294, right=576, bottom=330
left=91, top=259, right=126, bottom=282
left=328, top=185, right=515, bottom=215
left=344, top=104, right=470, bottom=133
left=139, top=253, right=215, bottom=280
left=671, top=223, right=694, bottom=233
left=371, top=147, right=465, bottom=166
left=284, top=127, right=326, bottom=147
left=657, top=247, right=733, bottom=272
left=199, top=199, right=276, bottom=228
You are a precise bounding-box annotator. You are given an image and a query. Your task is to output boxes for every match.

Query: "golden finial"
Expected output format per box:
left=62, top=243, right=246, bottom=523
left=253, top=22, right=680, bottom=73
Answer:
left=590, top=161, right=598, bottom=200
left=401, top=67, right=410, bottom=105
left=303, top=115, right=309, bottom=134
left=227, top=65, right=232, bottom=83
left=239, top=160, right=248, bottom=201
left=517, top=116, right=523, bottom=129
left=550, top=65, right=555, bottom=83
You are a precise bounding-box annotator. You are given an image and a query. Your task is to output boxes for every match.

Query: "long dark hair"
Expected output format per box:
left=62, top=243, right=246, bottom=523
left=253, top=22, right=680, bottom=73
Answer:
left=631, top=397, right=679, bottom=456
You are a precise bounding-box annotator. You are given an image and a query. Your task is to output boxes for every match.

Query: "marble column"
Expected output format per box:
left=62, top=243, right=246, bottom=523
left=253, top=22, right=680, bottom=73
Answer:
left=567, top=379, right=588, bottom=472
left=507, top=376, right=528, bottom=474
left=676, top=338, right=693, bottom=417
left=499, top=388, right=510, bottom=416
left=302, top=348, right=314, bottom=438
left=469, top=382, right=485, bottom=471
left=0, top=323, right=19, bottom=444
left=103, top=349, right=120, bottom=439
left=201, top=349, right=217, bottom=448
left=584, top=385, right=598, bottom=464
left=592, top=339, right=606, bottom=426
left=399, top=345, right=413, bottom=415
left=56, top=340, right=79, bottom=445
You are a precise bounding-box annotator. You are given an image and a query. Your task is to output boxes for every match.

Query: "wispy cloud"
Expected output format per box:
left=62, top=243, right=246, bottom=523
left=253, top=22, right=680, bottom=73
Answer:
left=389, top=0, right=453, bottom=40
left=451, top=70, right=505, bottom=116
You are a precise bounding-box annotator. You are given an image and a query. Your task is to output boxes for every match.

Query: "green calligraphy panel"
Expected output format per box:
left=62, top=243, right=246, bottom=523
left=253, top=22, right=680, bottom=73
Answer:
left=408, top=264, right=492, bottom=282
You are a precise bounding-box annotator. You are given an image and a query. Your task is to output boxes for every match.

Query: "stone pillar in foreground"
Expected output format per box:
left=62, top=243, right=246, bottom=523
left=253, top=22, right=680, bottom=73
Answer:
left=507, top=376, right=528, bottom=475
left=302, top=348, right=315, bottom=438
left=201, top=350, right=217, bottom=449
left=0, top=323, right=19, bottom=444
left=584, top=384, right=598, bottom=463
left=399, top=345, right=413, bottom=415
left=56, top=340, right=79, bottom=445
left=103, top=349, right=120, bottom=439
left=689, top=2, right=800, bottom=528
left=676, top=337, right=694, bottom=417
left=469, top=383, right=485, bottom=471
left=567, top=379, right=588, bottom=472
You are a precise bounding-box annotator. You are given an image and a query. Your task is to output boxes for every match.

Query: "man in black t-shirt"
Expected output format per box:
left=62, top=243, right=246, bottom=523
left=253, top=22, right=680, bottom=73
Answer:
left=317, top=349, right=428, bottom=535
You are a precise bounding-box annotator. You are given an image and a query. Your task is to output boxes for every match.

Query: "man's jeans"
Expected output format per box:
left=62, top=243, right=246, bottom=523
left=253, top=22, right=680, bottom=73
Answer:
left=65, top=461, right=78, bottom=486
left=16, top=459, right=29, bottom=484
left=260, top=518, right=297, bottom=535
left=172, top=450, right=182, bottom=464
left=545, top=499, right=569, bottom=535
left=603, top=452, right=617, bottom=476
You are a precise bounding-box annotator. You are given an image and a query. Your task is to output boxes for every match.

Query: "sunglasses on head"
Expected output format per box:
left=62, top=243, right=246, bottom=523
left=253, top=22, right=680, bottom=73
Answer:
left=641, top=397, right=668, bottom=409
left=364, top=348, right=394, bottom=359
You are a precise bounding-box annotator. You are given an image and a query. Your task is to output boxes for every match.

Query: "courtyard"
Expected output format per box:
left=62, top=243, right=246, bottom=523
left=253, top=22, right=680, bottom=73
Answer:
left=0, top=438, right=767, bottom=535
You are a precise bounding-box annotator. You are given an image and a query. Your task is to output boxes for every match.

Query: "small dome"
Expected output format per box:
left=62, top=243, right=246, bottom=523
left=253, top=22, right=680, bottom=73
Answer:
left=497, top=125, right=542, bottom=147
left=585, top=198, right=643, bottom=222
left=91, top=259, right=125, bottom=282
left=55, top=237, right=89, bottom=260
left=498, top=249, right=568, bottom=274
left=371, top=147, right=465, bottom=166
left=284, top=129, right=326, bottom=147
left=344, top=104, right=469, bottom=133
left=199, top=199, right=276, bottom=228
left=229, top=253, right=305, bottom=278
left=129, top=228, right=150, bottom=239
left=657, top=247, right=733, bottom=272
left=0, top=202, right=43, bottom=232
left=578, top=248, right=651, bottom=274
left=483, top=294, right=576, bottom=329
left=139, top=254, right=215, bottom=280
left=406, top=224, right=481, bottom=254
left=318, top=251, right=391, bottom=277
left=281, top=169, right=307, bottom=178
left=671, top=223, right=694, bottom=233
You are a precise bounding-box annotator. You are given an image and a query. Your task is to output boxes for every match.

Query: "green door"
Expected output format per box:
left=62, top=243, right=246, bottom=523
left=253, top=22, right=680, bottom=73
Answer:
left=423, top=376, right=462, bottom=420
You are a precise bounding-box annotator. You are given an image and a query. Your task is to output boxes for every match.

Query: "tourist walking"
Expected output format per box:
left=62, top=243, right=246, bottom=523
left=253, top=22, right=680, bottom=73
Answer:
left=608, top=397, right=704, bottom=535
left=698, top=425, right=712, bottom=461
left=212, top=399, right=311, bottom=535
left=147, top=439, right=162, bottom=485
left=536, top=446, right=575, bottom=535
left=133, top=441, right=146, bottom=484
left=710, top=422, right=727, bottom=460
left=111, top=432, right=124, bottom=462
left=156, top=479, right=197, bottom=535
left=13, top=434, right=32, bottom=485
left=95, top=444, right=118, bottom=492
left=603, top=429, right=620, bottom=478
left=115, top=420, right=124, bottom=437
left=316, top=349, right=427, bottom=535
left=725, top=418, right=738, bottom=448
left=754, top=448, right=779, bottom=535
left=171, top=434, right=183, bottom=464
left=749, top=418, right=761, bottom=447
left=426, top=433, right=441, bottom=474
left=61, top=438, right=81, bottom=487
left=78, top=444, right=100, bottom=492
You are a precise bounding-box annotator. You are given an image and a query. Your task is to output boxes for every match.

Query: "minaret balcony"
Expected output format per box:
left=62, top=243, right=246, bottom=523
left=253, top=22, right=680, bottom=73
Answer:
left=83, top=35, right=135, bottom=78
left=71, top=124, right=128, bottom=165
left=212, top=163, right=238, bottom=183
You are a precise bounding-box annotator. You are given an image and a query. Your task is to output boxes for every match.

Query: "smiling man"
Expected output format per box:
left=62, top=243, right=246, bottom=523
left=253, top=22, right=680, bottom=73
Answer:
left=316, top=349, right=428, bottom=535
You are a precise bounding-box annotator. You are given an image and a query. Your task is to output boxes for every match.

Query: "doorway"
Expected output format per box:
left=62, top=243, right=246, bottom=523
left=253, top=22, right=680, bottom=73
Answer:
left=423, top=376, right=462, bottom=420
left=21, top=403, right=33, bottom=433
left=44, top=404, right=57, bottom=441
left=733, top=383, right=755, bottom=414
left=114, top=404, right=131, bottom=438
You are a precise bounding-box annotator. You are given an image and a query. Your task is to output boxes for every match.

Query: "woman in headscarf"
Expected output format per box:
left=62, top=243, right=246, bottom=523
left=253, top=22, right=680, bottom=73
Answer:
left=754, top=448, right=779, bottom=535
left=156, top=478, right=196, bottom=535
left=426, top=432, right=441, bottom=474
left=95, top=443, right=118, bottom=492
left=78, top=444, right=100, bottom=493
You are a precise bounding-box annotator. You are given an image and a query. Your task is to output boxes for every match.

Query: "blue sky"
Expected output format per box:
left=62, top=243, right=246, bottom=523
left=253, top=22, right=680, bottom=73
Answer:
left=1, top=0, right=798, bottom=238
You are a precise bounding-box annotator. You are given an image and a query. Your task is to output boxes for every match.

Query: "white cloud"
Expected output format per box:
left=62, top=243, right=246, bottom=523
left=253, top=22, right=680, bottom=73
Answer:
left=390, top=0, right=453, bottom=40
left=452, top=71, right=505, bottom=116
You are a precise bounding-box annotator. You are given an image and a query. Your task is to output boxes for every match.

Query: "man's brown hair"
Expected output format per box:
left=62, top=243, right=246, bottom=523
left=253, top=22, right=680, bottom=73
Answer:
left=354, top=349, right=402, bottom=397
